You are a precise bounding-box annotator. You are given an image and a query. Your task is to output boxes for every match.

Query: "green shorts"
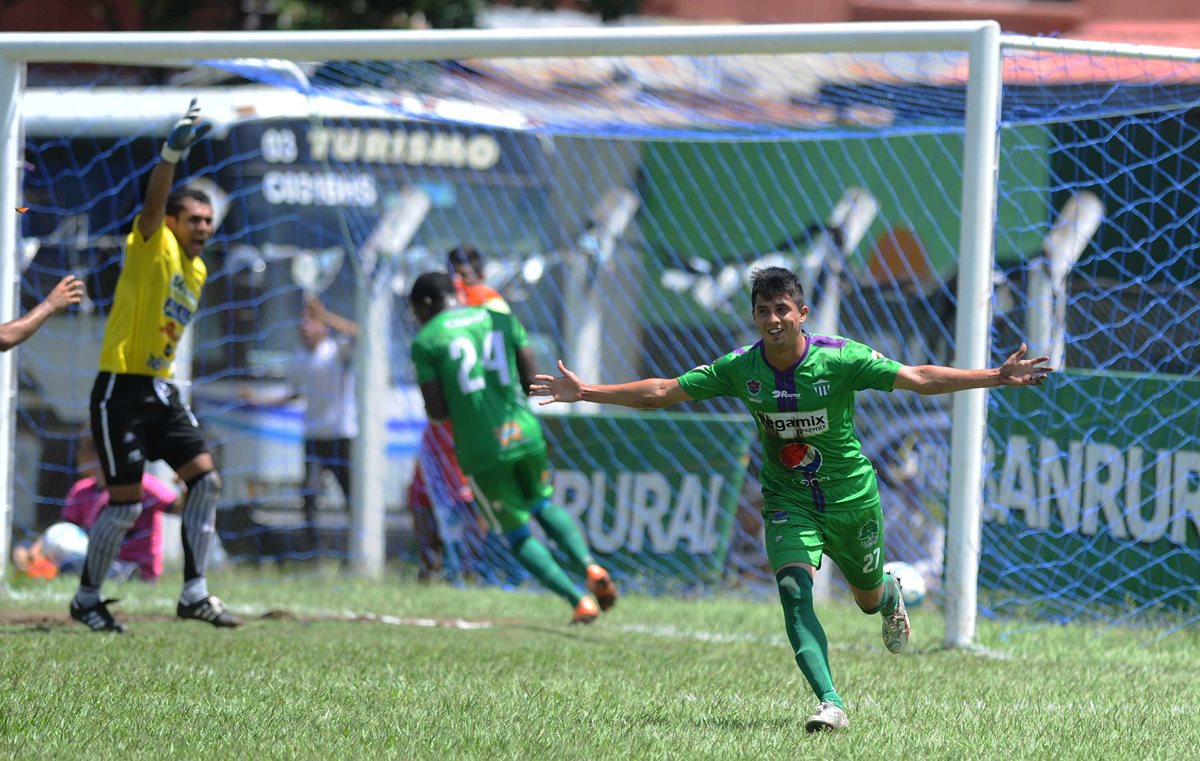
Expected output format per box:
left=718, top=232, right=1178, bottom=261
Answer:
left=466, top=449, right=554, bottom=535
left=762, top=488, right=887, bottom=590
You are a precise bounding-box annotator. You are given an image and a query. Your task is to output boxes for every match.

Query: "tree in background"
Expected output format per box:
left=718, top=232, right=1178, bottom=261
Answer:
left=252, top=0, right=646, bottom=28
left=0, top=0, right=642, bottom=31
left=264, top=0, right=483, bottom=30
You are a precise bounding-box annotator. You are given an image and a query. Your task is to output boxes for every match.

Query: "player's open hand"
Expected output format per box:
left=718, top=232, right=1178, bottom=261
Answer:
left=529, top=360, right=584, bottom=405
left=45, top=275, right=84, bottom=313
left=161, top=98, right=212, bottom=162
left=998, top=343, right=1052, bottom=387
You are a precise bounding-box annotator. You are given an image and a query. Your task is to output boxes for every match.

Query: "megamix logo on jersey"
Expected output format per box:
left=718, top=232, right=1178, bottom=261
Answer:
left=755, top=409, right=830, bottom=439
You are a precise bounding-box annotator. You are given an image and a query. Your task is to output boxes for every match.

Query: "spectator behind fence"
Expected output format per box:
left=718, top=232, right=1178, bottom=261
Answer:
left=241, top=296, right=358, bottom=552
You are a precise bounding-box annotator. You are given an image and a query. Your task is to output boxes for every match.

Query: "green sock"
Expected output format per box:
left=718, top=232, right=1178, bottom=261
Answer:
left=867, top=573, right=900, bottom=617
left=512, top=535, right=584, bottom=606
left=777, top=567, right=842, bottom=709
left=534, top=503, right=594, bottom=576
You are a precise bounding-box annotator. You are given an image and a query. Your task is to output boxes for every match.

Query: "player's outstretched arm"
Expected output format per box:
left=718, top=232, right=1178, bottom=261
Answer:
left=0, top=275, right=84, bottom=351
left=893, top=342, right=1052, bottom=395
left=529, top=360, right=693, bottom=409
left=138, top=99, right=212, bottom=240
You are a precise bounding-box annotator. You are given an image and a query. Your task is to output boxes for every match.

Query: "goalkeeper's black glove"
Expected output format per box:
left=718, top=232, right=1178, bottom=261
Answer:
left=160, top=98, right=212, bottom=164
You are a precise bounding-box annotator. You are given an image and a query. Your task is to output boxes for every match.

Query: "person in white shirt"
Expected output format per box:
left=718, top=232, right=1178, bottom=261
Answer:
left=244, top=297, right=358, bottom=551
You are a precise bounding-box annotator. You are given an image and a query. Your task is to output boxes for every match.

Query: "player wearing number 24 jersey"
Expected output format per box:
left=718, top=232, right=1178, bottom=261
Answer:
left=410, top=272, right=618, bottom=624
left=411, top=301, right=542, bottom=474
left=530, top=266, right=1052, bottom=731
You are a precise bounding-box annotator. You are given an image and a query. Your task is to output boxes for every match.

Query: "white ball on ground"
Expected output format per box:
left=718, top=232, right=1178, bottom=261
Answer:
left=884, top=561, right=927, bottom=608
left=40, top=522, right=89, bottom=568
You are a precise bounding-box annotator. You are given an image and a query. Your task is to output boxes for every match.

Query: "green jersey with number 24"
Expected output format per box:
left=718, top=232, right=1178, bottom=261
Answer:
left=677, top=334, right=901, bottom=511
left=411, top=306, right=544, bottom=474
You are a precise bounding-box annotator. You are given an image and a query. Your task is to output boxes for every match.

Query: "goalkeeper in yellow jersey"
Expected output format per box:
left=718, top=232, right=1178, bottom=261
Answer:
left=70, top=99, right=239, bottom=633
left=531, top=266, right=1051, bottom=730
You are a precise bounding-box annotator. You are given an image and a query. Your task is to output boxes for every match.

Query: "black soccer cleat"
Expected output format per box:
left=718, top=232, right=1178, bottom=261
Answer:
left=70, top=597, right=128, bottom=633
left=176, top=595, right=243, bottom=628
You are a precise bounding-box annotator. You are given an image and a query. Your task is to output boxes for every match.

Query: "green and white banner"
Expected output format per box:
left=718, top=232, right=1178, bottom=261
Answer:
left=542, top=412, right=755, bottom=584
left=985, top=370, right=1200, bottom=608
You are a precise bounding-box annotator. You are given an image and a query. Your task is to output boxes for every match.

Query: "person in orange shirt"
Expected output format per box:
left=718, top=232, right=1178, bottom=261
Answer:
left=448, top=244, right=509, bottom=313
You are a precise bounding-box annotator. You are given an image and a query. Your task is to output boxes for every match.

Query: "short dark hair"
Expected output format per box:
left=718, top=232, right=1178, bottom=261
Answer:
left=447, top=244, right=484, bottom=273
left=166, top=187, right=212, bottom=217
left=749, top=266, right=806, bottom=309
left=410, top=271, right=456, bottom=310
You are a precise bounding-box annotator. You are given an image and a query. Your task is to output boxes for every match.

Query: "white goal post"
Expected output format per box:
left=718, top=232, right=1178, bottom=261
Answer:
left=15, top=20, right=1192, bottom=646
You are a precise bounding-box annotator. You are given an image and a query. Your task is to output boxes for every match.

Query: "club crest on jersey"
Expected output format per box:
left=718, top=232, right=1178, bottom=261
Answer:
left=745, top=379, right=762, bottom=398
left=780, top=442, right=823, bottom=474
left=813, top=379, right=830, bottom=397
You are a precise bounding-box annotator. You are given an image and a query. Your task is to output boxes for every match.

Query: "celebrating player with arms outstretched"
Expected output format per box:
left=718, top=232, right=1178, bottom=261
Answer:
left=409, top=272, right=617, bottom=624
left=70, top=99, right=240, bottom=633
left=531, top=266, right=1050, bottom=730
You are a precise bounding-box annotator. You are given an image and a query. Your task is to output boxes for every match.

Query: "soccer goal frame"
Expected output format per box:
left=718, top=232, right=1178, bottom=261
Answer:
left=4, top=21, right=1192, bottom=646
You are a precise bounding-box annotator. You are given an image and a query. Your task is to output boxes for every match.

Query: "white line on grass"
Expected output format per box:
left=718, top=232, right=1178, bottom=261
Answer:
left=3, top=587, right=492, bottom=630
left=0, top=587, right=1010, bottom=658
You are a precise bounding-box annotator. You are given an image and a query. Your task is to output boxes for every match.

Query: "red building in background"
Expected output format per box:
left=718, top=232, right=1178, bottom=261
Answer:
left=1, top=0, right=1198, bottom=39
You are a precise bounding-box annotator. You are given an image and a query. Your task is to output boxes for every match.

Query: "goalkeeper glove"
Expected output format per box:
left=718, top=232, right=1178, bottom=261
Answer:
left=160, top=98, right=212, bottom=164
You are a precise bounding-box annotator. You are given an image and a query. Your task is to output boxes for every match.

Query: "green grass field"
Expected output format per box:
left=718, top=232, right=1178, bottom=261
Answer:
left=3, top=568, right=1197, bottom=760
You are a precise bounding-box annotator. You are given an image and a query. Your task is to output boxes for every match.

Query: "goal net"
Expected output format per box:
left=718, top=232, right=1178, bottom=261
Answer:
left=3, top=24, right=1197, bottom=640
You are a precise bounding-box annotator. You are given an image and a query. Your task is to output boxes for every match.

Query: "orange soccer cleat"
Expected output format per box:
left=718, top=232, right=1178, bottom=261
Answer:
left=572, top=595, right=600, bottom=625
left=586, top=564, right=619, bottom=612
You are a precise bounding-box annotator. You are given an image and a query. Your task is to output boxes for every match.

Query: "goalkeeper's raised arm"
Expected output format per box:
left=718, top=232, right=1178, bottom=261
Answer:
left=529, top=360, right=693, bottom=409
left=137, top=98, right=212, bottom=243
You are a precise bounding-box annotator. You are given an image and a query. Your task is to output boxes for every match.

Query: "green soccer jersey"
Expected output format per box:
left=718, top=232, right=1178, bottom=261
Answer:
left=677, top=334, right=901, bottom=510
left=411, top=306, right=544, bottom=474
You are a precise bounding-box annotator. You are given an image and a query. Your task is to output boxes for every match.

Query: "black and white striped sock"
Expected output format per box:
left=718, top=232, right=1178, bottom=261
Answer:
left=75, top=501, right=143, bottom=606
left=181, top=471, right=221, bottom=604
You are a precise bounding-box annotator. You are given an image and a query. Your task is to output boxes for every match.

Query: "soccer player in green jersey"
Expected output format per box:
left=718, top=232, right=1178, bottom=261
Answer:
left=530, top=266, right=1051, bottom=731
left=409, top=272, right=618, bottom=624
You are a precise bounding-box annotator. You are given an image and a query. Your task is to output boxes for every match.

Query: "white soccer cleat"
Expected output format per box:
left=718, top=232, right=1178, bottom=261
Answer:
left=881, top=573, right=911, bottom=654
left=804, top=701, right=849, bottom=732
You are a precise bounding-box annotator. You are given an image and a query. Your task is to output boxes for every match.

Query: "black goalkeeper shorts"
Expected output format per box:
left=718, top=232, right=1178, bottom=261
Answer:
left=90, top=372, right=209, bottom=486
